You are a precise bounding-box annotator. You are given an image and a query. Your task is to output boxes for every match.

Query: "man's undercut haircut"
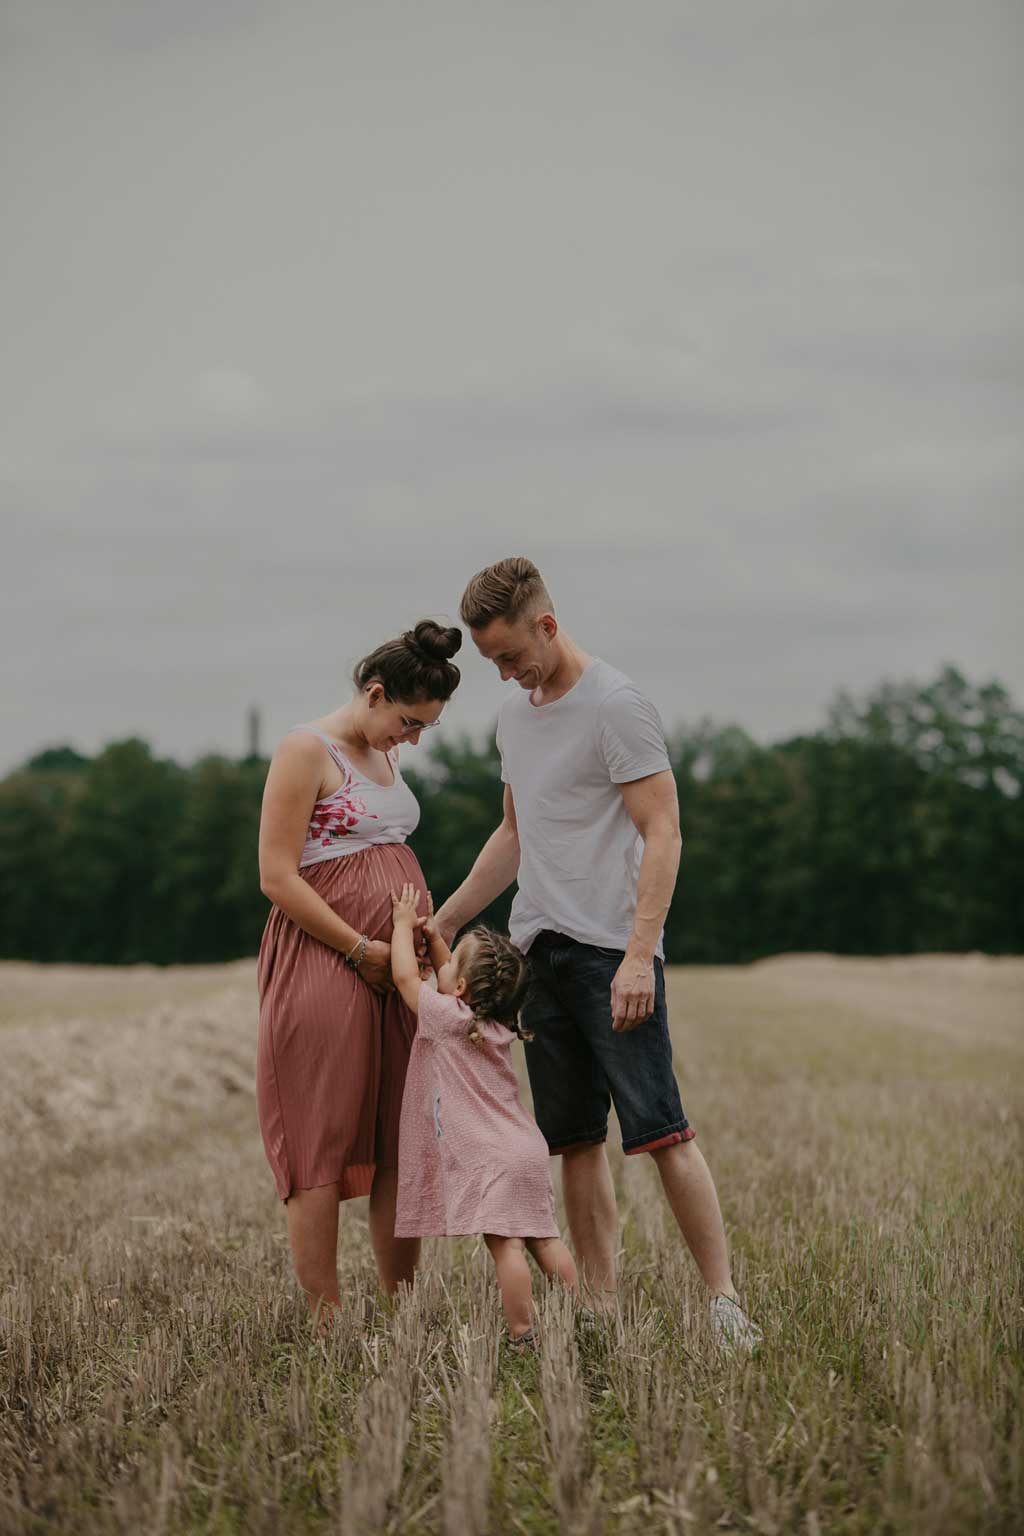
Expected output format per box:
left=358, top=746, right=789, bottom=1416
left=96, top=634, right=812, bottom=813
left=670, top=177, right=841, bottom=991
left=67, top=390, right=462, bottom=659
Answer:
left=459, top=557, right=554, bottom=630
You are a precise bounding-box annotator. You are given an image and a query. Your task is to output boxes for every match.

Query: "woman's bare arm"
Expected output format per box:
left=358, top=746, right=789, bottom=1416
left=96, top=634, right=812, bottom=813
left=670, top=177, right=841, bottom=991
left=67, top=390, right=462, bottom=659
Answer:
left=258, top=734, right=392, bottom=992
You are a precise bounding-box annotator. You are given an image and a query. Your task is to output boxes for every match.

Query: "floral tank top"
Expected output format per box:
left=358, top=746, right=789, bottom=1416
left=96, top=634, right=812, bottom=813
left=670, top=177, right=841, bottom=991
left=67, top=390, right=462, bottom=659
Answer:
left=290, top=726, right=421, bottom=869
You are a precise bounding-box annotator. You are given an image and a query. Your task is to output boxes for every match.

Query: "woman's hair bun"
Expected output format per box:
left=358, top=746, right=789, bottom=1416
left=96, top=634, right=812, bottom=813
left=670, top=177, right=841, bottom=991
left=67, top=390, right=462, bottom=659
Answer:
left=406, top=620, right=463, bottom=663
left=354, top=621, right=461, bottom=702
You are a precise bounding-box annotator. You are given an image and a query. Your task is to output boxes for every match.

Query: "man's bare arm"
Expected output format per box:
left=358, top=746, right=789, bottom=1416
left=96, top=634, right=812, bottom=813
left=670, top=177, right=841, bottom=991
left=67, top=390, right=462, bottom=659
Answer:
left=610, top=770, right=682, bottom=1030
left=620, top=770, right=682, bottom=960
left=433, top=784, right=520, bottom=941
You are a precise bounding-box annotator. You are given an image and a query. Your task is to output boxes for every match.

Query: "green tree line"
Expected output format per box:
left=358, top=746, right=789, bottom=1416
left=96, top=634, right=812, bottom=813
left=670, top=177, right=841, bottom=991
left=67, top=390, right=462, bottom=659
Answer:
left=1, top=667, right=1020, bottom=965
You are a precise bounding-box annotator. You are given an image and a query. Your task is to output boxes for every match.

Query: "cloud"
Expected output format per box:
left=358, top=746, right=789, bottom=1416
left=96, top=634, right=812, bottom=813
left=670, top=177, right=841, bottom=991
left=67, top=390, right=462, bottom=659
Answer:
left=195, top=367, right=269, bottom=419
left=1, top=0, right=1020, bottom=774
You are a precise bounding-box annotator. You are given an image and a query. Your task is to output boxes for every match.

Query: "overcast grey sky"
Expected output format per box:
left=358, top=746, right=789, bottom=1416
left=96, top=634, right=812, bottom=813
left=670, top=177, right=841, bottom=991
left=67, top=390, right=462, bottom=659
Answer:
left=2, top=0, right=1021, bottom=774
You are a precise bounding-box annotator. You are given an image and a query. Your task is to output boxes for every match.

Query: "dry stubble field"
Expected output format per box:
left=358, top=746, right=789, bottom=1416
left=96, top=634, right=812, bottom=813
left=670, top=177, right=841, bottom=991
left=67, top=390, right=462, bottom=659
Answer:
left=1, top=954, right=1022, bottom=1536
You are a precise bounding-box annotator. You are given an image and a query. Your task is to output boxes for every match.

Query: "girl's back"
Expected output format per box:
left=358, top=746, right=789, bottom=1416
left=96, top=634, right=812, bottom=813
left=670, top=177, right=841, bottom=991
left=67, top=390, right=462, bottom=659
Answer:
left=394, top=986, right=560, bottom=1240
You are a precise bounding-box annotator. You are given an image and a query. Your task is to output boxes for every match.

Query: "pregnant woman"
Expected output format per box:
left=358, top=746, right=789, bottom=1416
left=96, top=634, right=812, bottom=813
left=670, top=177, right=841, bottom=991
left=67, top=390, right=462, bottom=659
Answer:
left=256, top=620, right=461, bottom=1322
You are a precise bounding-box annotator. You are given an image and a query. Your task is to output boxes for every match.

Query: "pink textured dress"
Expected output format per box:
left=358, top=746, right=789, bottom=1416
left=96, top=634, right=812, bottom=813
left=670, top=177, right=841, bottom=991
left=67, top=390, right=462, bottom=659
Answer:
left=256, top=727, right=426, bottom=1203
left=394, top=987, right=560, bottom=1239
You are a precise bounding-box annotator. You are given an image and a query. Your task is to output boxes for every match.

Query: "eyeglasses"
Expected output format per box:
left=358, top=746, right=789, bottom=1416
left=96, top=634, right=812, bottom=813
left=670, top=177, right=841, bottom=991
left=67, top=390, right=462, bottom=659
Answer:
left=394, top=709, right=443, bottom=735
left=381, top=691, right=444, bottom=735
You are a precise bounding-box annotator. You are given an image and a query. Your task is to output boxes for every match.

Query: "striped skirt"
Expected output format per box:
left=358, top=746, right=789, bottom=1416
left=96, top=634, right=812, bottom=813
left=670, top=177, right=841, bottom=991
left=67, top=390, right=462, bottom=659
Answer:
left=256, top=842, right=427, bottom=1202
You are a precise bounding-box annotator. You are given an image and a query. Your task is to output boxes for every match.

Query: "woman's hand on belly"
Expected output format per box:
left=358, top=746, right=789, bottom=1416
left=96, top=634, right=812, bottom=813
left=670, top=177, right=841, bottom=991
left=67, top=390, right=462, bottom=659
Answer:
left=359, top=940, right=395, bottom=995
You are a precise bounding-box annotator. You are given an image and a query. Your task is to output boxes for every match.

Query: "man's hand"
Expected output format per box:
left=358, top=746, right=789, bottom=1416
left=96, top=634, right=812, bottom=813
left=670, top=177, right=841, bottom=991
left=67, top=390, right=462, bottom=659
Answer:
left=610, top=951, right=656, bottom=1031
left=432, top=899, right=459, bottom=949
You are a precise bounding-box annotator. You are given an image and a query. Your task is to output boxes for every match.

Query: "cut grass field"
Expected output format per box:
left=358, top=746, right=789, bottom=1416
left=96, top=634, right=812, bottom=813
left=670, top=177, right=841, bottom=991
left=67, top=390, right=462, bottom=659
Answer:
left=1, top=954, right=1021, bottom=1535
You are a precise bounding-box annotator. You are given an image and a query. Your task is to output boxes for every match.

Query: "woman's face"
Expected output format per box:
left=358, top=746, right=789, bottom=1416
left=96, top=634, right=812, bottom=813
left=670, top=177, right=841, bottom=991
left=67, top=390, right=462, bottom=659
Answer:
left=363, top=683, right=445, bottom=751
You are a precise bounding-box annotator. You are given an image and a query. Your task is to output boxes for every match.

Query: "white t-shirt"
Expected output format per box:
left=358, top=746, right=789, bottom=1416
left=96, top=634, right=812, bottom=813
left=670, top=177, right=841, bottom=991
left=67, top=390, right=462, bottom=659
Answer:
left=496, top=659, right=673, bottom=958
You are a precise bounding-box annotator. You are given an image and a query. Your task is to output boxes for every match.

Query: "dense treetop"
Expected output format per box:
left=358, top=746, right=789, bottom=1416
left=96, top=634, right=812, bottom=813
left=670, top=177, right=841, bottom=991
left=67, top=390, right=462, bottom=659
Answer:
left=1, top=667, right=1019, bottom=964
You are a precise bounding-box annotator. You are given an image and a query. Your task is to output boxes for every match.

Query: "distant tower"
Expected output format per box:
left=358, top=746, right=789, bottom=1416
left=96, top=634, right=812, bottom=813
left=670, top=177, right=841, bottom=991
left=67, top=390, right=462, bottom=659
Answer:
left=247, top=705, right=262, bottom=760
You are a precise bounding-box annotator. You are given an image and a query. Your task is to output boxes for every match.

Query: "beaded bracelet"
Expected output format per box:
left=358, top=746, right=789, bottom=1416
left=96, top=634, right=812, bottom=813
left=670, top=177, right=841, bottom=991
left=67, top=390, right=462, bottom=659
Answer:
left=345, top=933, right=369, bottom=970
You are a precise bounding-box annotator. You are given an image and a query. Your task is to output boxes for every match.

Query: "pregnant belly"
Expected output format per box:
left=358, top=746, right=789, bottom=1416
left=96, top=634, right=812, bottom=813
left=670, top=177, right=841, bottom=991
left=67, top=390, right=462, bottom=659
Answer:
left=300, top=842, right=428, bottom=942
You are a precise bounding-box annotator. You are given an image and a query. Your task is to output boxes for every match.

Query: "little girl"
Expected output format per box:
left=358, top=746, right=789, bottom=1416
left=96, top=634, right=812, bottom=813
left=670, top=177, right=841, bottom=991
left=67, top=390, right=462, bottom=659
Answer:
left=389, top=883, right=577, bottom=1348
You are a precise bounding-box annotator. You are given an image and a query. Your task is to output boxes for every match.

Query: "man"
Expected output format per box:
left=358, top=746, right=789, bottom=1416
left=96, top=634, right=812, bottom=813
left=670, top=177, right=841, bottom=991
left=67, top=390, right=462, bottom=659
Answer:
left=434, top=556, right=760, bottom=1350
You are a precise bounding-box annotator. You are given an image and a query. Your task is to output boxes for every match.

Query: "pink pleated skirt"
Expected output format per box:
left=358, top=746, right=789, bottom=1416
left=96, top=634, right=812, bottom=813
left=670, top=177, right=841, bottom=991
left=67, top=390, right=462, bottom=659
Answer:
left=256, top=842, right=426, bottom=1202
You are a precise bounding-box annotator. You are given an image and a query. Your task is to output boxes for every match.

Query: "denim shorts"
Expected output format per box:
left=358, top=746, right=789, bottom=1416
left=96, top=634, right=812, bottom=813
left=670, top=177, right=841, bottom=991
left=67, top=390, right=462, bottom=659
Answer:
left=522, top=930, right=695, bottom=1156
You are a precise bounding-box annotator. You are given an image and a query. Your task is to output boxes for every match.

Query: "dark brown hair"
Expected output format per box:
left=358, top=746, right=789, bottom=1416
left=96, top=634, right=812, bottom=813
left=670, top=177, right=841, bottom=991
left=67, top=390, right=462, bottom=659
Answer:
left=459, top=557, right=553, bottom=630
left=353, top=620, right=462, bottom=703
left=459, top=927, right=532, bottom=1044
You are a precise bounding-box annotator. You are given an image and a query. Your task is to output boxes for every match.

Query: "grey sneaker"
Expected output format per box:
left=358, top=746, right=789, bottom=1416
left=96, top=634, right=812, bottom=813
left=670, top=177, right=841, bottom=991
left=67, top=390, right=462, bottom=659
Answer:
left=575, top=1304, right=603, bottom=1337
left=710, top=1294, right=762, bottom=1354
left=506, top=1327, right=539, bottom=1356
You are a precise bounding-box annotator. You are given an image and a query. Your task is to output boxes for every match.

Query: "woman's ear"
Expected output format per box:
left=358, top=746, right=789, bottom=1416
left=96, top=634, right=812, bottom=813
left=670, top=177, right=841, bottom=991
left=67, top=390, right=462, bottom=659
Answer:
left=365, top=681, right=385, bottom=708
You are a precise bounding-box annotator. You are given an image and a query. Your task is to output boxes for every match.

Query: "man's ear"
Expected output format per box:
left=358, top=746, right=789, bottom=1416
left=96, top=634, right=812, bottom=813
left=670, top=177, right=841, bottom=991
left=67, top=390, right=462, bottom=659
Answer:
left=536, top=613, right=558, bottom=641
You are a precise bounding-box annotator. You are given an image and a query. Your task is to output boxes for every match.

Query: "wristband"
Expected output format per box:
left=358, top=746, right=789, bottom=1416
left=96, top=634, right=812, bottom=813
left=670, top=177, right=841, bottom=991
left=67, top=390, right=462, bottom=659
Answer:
left=345, top=933, right=369, bottom=970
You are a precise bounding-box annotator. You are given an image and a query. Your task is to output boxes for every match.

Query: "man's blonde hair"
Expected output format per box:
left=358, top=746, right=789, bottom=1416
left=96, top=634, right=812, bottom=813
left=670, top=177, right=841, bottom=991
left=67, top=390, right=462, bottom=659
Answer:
left=459, top=557, right=553, bottom=629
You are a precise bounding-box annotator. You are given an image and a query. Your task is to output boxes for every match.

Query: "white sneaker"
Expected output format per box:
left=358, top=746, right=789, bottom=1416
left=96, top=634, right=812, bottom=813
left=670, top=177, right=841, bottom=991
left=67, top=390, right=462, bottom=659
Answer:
left=710, top=1294, right=762, bottom=1354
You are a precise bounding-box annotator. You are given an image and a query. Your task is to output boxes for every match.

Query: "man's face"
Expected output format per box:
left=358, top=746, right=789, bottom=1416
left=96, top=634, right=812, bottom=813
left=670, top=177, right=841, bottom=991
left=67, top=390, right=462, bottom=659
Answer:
left=470, top=615, right=554, bottom=690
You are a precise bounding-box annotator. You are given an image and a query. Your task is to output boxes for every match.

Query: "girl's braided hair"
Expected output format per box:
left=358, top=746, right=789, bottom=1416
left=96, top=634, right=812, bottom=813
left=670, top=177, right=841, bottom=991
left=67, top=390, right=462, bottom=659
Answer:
left=460, top=927, right=532, bottom=1045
